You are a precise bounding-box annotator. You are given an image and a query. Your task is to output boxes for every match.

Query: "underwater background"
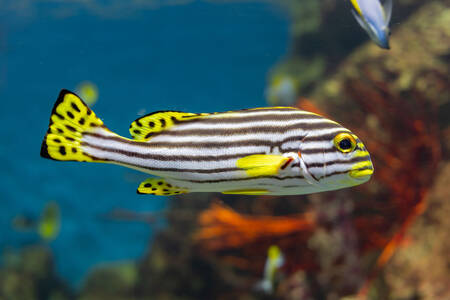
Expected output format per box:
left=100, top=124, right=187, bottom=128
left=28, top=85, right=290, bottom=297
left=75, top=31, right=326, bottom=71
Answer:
left=0, top=0, right=288, bottom=285
left=0, top=1, right=449, bottom=300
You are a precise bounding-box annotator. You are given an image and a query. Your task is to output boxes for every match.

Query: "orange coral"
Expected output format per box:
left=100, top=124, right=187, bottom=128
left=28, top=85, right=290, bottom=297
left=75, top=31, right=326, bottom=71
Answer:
left=196, top=202, right=315, bottom=250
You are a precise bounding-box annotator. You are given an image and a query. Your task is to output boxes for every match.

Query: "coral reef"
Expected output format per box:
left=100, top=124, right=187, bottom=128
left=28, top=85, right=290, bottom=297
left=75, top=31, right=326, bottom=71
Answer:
left=79, top=262, right=138, bottom=300
left=383, top=162, right=450, bottom=300
left=0, top=246, right=72, bottom=300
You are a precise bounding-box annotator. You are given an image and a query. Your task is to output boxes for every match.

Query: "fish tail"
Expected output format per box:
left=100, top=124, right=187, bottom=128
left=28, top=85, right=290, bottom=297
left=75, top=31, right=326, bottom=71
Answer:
left=40, top=89, right=108, bottom=162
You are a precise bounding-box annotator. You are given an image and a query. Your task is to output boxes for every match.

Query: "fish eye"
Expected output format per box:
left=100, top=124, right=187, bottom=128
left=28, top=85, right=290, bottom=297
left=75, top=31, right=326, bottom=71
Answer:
left=333, top=133, right=357, bottom=153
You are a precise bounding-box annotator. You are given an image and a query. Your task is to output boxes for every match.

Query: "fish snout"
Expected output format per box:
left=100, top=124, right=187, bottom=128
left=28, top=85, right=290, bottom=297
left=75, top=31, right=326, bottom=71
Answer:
left=349, top=157, right=374, bottom=181
left=375, top=27, right=391, bottom=49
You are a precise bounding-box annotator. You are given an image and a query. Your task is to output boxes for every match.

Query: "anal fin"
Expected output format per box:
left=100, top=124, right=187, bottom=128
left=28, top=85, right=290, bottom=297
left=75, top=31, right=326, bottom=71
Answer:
left=137, top=178, right=188, bottom=196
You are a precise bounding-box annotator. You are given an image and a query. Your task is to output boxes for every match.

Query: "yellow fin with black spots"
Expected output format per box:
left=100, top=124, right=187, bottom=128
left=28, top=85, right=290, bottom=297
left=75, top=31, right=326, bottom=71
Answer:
left=40, top=89, right=105, bottom=162
left=222, top=189, right=269, bottom=195
left=129, top=111, right=208, bottom=141
left=236, top=154, right=291, bottom=177
left=137, top=178, right=189, bottom=196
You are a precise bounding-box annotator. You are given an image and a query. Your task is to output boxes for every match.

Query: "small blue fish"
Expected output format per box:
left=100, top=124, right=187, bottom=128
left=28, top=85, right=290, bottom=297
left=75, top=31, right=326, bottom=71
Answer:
left=350, top=0, right=393, bottom=49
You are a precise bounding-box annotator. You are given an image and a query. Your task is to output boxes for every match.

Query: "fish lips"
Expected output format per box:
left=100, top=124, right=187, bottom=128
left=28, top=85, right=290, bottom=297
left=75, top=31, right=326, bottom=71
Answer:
left=349, top=167, right=374, bottom=181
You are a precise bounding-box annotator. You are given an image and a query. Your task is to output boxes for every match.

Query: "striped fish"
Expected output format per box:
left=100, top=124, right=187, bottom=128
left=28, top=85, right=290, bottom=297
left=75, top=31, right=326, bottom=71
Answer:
left=40, top=90, right=373, bottom=196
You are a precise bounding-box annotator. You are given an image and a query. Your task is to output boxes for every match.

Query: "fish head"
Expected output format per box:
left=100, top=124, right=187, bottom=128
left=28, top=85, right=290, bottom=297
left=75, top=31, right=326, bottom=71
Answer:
left=299, top=130, right=373, bottom=190
left=366, top=19, right=390, bottom=49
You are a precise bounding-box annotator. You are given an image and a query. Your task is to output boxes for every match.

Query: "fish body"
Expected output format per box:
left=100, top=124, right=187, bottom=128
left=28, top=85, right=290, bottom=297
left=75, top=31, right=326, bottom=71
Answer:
left=350, top=0, right=392, bottom=49
left=41, top=90, right=373, bottom=196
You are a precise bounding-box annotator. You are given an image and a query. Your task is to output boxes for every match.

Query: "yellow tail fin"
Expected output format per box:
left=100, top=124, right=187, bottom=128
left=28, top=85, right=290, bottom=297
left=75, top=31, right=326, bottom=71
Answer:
left=40, top=89, right=105, bottom=162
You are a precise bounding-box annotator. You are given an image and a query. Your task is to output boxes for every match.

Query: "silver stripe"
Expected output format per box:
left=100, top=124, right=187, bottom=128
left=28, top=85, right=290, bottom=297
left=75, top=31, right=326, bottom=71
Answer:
left=83, top=145, right=248, bottom=171
left=83, top=134, right=272, bottom=157
left=285, top=140, right=334, bottom=150
left=170, top=118, right=337, bottom=131
left=149, top=128, right=343, bottom=144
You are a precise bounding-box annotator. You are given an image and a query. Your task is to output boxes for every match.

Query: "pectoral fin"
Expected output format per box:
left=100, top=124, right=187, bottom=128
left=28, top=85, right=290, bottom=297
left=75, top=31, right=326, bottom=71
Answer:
left=137, top=178, right=188, bottom=196
left=236, top=154, right=291, bottom=177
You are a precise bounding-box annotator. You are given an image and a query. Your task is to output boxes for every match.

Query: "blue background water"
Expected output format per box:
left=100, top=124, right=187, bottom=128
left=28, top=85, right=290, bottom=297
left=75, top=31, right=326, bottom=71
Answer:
left=0, top=1, right=288, bottom=286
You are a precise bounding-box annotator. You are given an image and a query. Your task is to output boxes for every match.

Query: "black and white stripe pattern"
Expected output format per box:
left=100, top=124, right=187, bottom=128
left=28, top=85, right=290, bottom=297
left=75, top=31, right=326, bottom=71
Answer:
left=80, top=107, right=371, bottom=195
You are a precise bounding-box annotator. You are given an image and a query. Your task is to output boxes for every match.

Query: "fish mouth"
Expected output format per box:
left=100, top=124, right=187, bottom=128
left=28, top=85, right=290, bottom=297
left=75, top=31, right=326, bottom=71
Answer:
left=375, top=37, right=390, bottom=49
left=349, top=167, right=374, bottom=181
left=349, top=158, right=374, bottom=181
left=375, top=27, right=390, bottom=49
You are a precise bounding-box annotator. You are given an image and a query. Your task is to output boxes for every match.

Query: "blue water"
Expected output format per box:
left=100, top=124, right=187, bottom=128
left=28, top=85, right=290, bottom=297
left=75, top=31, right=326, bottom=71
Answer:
left=0, top=1, right=288, bottom=285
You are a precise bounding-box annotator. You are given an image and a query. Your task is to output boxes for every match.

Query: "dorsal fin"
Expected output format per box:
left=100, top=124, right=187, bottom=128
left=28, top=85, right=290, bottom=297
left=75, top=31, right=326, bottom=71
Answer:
left=129, top=111, right=207, bottom=140
left=383, top=0, right=393, bottom=24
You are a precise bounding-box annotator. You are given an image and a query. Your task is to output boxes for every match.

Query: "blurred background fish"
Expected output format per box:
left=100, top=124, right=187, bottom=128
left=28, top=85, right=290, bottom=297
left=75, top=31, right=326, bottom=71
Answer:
left=265, top=74, right=299, bottom=106
left=75, top=81, right=98, bottom=107
left=12, top=201, right=61, bottom=242
left=255, top=245, right=285, bottom=294
left=100, top=208, right=159, bottom=224
left=349, top=0, right=392, bottom=49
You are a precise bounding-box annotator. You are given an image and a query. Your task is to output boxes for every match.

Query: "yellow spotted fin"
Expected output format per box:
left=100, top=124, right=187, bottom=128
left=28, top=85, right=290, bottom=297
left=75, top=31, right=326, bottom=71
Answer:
left=129, top=111, right=207, bottom=141
left=222, top=189, right=269, bottom=195
left=137, top=178, right=189, bottom=196
left=40, top=89, right=105, bottom=162
left=236, top=154, right=291, bottom=177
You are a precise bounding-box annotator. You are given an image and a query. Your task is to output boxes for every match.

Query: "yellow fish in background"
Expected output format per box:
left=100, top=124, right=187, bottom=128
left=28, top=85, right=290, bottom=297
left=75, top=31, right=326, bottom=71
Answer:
left=255, top=245, right=285, bottom=294
left=12, top=201, right=61, bottom=241
left=40, top=90, right=373, bottom=196
left=75, top=81, right=98, bottom=106
left=38, top=201, right=61, bottom=241
left=350, top=0, right=392, bottom=49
